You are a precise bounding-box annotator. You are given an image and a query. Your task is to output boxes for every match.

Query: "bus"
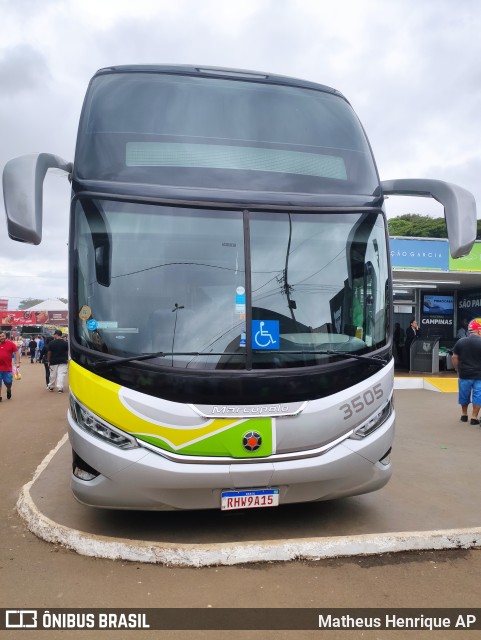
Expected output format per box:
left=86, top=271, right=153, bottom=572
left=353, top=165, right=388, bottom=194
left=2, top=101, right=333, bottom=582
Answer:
left=3, top=65, right=477, bottom=511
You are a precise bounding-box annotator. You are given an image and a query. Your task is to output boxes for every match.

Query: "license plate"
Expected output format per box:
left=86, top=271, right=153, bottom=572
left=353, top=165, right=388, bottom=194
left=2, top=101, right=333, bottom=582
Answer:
left=221, top=488, right=280, bottom=511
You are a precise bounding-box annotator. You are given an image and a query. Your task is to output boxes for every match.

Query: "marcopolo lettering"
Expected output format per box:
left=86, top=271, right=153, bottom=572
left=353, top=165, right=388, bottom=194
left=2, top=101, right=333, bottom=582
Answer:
left=213, top=405, right=289, bottom=415
left=194, top=401, right=306, bottom=418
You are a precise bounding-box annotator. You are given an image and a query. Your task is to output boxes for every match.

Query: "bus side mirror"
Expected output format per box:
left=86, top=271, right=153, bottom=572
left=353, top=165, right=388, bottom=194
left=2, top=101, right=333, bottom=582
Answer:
left=2, top=153, right=72, bottom=245
left=381, top=178, right=477, bottom=259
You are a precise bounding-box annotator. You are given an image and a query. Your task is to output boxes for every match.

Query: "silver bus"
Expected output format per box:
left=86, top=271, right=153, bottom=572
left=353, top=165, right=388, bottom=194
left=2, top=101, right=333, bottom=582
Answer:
left=3, top=65, right=476, bottom=510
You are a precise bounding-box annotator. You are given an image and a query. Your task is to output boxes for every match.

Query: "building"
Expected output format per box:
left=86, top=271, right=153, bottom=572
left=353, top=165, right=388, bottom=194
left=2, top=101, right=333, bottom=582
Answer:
left=391, top=236, right=481, bottom=370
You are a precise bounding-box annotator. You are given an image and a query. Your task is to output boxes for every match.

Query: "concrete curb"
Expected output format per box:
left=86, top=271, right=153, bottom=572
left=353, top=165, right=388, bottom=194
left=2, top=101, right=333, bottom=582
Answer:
left=16, top=437, right=481, bottom=567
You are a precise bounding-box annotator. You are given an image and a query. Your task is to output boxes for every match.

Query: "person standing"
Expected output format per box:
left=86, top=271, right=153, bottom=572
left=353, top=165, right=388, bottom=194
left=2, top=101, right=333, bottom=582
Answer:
left=36, top=335, right=44, bottom=362
left=404, top=318, right=421, bottom=368
left=47, top=330, right=69, bottom=393
left=28, top=337, right=37, bottom=363
left=40, top=335, right=53, bottom=388
left=452, top=318, right=481, bottom=425
left=0, top=332, right=21, bottom=402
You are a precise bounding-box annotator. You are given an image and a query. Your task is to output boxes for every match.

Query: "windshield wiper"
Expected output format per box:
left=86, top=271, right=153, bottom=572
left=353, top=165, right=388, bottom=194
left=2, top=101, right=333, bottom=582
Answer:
left=303, top=350, right=388, bottom=367
left=92, top=349, right=388, bottom=371
left=260, top=350, right=387, bottom=367
left=92, top=351, right=242, bottom=371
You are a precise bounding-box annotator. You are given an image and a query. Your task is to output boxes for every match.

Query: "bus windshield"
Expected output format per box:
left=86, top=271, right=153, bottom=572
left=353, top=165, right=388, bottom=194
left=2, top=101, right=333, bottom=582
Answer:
left=75, top=71, right=379, bottom=195
left=73, top=199, right=389, bottom=369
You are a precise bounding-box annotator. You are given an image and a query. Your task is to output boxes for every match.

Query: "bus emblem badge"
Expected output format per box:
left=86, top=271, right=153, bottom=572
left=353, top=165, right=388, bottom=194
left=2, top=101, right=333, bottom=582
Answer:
left=242, top=431, right=262, bottom=452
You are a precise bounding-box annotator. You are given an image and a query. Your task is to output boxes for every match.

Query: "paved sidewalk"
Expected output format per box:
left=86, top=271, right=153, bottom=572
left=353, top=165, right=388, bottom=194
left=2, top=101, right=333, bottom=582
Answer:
left=9, top=364, right=481, bottom=566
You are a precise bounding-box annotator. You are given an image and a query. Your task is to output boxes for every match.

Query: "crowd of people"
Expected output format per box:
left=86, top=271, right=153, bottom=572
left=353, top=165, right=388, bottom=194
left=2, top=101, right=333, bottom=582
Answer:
left=12, top=334, right=47, bottom=362
left=0, top=329, right=69, bottom=402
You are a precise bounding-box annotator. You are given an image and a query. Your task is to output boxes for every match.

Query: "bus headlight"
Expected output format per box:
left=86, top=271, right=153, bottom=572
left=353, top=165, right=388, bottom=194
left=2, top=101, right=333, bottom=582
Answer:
left=70, top=395, right=138, bottom=449
left=350, top=399, right=393, bottom=440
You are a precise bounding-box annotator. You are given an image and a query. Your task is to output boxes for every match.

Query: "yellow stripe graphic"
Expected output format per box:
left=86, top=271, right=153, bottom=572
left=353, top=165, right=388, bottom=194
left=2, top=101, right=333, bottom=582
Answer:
left=69, top=361, right=246, bottom=447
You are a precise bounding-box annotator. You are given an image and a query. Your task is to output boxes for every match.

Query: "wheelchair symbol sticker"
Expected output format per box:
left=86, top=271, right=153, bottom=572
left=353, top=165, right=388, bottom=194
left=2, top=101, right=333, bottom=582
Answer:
left=252, top=320, right=279, bottom=350
left=86, top=318, right=98, bottom=331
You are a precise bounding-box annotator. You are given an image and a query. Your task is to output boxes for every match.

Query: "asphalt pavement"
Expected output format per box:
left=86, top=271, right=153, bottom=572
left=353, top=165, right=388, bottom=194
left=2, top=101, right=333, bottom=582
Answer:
left=6, top=360, right=481, bottom=567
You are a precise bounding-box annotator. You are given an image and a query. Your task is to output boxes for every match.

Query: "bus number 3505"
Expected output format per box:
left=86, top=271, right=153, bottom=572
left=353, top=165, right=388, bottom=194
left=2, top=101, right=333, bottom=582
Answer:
left=339, top=383, right=384, bottom=420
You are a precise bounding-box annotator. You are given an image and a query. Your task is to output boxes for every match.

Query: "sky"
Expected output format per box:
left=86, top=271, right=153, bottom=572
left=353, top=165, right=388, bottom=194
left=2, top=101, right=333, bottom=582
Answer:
left=0, top=0, right=480, bottom=308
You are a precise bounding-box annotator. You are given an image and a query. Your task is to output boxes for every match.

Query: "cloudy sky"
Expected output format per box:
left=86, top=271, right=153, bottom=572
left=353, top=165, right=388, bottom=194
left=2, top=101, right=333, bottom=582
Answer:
left=0, top=0, right=480, bottom=308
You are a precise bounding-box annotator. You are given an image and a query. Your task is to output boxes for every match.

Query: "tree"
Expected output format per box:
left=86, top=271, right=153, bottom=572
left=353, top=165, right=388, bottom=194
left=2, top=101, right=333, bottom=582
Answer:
left=388, top=214, right=481, bottom=239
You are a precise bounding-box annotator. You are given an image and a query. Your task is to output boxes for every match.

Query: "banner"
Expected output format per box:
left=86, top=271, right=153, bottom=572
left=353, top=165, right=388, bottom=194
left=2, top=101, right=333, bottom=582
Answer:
left=47, top=311, right=68, bottom=324
left=0, top=299, right=8, bottom=311
left=389, top=238, right=449, bottom=271
left=1, top=608, right=480, bottom=631
left=420, top=293, right=454, bottom=338
left=457, top=291, right=481, bottom=331
left=0, top=310, right=68, bottom=326
left=449, top=241, right=481, bottom=272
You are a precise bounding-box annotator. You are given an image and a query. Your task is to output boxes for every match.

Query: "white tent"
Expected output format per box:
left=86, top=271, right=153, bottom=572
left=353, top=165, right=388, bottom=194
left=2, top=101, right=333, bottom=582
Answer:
left=25, top=298, right=68, bottom=311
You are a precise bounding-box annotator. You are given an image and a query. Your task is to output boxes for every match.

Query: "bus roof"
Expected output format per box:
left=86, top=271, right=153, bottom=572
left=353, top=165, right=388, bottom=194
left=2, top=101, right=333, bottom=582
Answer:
left=93, top=64, right=347, bottom=102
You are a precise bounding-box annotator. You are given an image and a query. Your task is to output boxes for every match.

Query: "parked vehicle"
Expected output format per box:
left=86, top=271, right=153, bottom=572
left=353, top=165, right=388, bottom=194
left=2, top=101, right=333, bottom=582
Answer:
left=3, top=65, right=476, bottom=510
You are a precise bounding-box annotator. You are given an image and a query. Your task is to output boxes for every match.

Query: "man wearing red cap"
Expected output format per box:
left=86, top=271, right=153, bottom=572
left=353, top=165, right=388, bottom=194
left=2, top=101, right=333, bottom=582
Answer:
left=452, top=318, right=481, bottom=425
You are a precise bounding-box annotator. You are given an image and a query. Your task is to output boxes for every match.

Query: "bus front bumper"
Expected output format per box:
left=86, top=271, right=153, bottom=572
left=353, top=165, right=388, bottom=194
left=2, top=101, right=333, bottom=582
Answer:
left=68, top=410, right=394, bottom=511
